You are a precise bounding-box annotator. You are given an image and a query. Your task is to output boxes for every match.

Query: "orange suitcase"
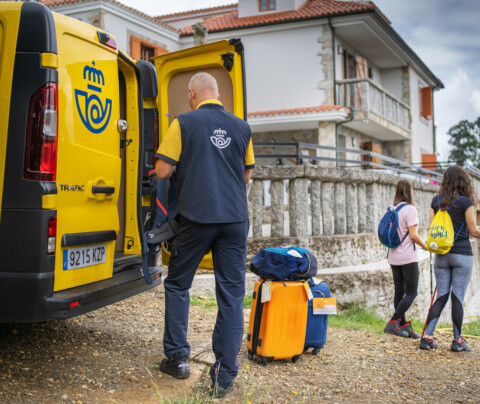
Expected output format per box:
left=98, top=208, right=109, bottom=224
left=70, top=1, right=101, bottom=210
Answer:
left=247, top=279, right=308, bottom=365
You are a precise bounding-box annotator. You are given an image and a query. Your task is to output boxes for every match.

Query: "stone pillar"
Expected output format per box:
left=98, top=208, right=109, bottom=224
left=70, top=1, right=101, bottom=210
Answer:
left=270, top=180, right=285, bottom=237
left=358, top=183, right=367, bottom=233
left=317, top=122, right=336, bottom=167
left=366, top=182, right=379, bottom=232
left=335, top=182, right=346, bottom=234
left=311, top=180, right=323, bottom=236
left=322, top=182, right=335, bottom=235
left=289, top=178, right=309, bottom=237
left=346, top=183, right=358, bottom=234
left=250, top=180, right=264, bottom=237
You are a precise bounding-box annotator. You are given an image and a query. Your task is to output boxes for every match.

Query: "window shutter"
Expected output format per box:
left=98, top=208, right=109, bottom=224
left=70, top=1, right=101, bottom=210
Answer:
left=420, top=86, right=432, bottom=120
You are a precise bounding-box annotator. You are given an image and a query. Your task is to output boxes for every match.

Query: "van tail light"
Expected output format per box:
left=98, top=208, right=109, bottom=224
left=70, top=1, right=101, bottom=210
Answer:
left=24, top=83, right=58, bottom=181
left=47, top=216, right=57, bottom=255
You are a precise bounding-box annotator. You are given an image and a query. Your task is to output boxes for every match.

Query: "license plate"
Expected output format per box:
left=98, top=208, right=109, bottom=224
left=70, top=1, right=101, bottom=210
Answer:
left=63, top=244, right=107, bottom=271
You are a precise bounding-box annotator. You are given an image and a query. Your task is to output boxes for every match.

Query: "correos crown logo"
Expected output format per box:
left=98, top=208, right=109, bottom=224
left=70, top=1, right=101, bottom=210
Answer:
left=210, top=128, right=231, bottom=149
left=75, top=61, right=112, bottom=134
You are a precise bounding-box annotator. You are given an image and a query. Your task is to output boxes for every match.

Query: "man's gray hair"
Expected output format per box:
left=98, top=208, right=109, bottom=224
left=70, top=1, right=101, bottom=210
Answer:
left=188, top=72, right=218, bottom=96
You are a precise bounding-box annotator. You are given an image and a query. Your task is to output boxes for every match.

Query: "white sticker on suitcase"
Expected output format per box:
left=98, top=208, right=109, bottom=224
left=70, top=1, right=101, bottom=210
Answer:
left=261, top=281, right=272, bottom=303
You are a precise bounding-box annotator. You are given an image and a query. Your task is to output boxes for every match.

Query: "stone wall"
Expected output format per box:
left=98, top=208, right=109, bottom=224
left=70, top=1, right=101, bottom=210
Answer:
left=249, top=166, right=438, bottom=240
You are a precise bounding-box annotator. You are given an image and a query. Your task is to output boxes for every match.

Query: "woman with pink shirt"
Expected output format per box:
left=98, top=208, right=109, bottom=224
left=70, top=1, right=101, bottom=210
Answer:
left=384, top=179, right=426, bottom=339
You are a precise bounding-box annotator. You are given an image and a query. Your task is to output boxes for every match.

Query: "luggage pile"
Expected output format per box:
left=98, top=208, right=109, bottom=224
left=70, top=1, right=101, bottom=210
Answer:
left=247, top=246, right=336, bottom=365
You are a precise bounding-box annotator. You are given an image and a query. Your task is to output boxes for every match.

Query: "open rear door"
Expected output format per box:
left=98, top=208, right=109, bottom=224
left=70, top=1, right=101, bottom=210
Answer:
left=154, top=39, right=246, bottom=140
left=153, top=39, right=246, bottom=269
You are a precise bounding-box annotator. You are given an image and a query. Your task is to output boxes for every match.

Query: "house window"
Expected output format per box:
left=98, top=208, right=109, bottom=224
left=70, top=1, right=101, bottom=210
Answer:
left=140, top=44, right=155, bottom=62
left=419, top=86, right=432, bottom=120
left=343, top=51, right=356, bottom=79
left=259, top=0, right=276, bottom=11
left=130, top=35, right=169, bottom=63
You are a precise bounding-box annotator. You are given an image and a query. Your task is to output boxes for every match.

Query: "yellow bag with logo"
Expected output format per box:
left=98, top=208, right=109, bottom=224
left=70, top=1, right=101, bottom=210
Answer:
left=426, top=195, right=464, bottom=254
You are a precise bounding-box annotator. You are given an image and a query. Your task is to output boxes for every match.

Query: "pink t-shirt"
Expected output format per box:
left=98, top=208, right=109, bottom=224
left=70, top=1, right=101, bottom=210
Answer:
left=387, top=203, right=419, bottom=266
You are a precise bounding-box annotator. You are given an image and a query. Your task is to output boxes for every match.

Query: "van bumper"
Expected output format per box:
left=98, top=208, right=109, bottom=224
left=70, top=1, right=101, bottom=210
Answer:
left=0, top=266, right=161, bottom=322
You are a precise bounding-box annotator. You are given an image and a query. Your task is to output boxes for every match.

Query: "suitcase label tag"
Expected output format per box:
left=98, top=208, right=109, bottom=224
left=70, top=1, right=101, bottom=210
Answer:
left=261, top=281, right=272, bottom=303
left=312, top=298, right=337, bottom=315
left=304, top=282, right=313, bottom=300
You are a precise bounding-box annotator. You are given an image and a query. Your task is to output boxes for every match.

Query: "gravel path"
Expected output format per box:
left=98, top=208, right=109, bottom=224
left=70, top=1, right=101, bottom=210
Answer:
left=1, top=287, right=479, bottom=403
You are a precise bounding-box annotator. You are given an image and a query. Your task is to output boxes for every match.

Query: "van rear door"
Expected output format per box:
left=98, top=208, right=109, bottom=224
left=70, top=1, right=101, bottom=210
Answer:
left=153, top=39, right=247, bottom=269
left=52, top=14, right=121, bottom=291
left=0, top=3, right=23, bottom=225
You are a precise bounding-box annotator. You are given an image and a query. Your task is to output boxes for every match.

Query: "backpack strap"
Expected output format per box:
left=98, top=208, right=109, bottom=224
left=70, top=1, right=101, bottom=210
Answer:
left=395, top=203, right=408, bottom=213
left=437, top=195, right=465, bottom=247
left=447, top=195, right=464, bottom=211
left=453, top=221, right=466, bottom=244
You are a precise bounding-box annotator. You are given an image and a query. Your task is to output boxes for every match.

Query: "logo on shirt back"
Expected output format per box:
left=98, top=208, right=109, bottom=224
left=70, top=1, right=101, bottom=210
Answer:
left=210, top=128, right=231, bottom=149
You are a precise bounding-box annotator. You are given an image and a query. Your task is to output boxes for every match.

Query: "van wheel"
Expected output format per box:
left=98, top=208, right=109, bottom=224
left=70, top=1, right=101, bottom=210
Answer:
left=312, top=348, right=321, bottom=355
left=261, top=358, right=268, bottom=366
left=247, top=351, right=254, bottom=361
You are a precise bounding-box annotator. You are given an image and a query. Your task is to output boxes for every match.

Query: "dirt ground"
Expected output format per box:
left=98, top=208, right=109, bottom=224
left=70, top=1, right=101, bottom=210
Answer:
left=1, top=287, right=479, bottom=403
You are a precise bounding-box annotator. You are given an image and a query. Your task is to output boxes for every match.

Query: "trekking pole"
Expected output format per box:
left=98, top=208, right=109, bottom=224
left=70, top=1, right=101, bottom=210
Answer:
left=429, top=253, right=433, bottom=298
left=421, top=285, right=437, bottom=340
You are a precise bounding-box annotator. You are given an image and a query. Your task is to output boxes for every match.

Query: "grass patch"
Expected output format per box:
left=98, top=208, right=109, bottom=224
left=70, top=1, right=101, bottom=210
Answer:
left=329, top=302, right=448, bottom=335
left=190, top=295, right=252, bottom=311
left=463, top=318, right=480, bottom=336
left=190, top=296, right=217, bottom=311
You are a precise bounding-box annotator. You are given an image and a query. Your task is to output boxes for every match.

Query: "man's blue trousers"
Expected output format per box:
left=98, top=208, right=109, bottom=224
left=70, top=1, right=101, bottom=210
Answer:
left=163, top=216, right=248, bottom=388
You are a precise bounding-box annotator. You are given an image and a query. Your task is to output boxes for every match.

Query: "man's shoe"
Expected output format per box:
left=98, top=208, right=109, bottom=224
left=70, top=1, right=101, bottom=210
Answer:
left=210, top=383, right=234, bottom=398
left=451, top=337, right=471, bottom=352
left=384, top=319, right=409, bottom=338
left=419, top=336, right=438, bottom=350
left=400, top=321, right=420, bottom=339
left=159, top=353, right=190, bottom=379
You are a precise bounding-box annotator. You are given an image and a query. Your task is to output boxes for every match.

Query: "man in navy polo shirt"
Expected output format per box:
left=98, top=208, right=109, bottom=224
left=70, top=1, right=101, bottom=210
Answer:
left=155, top=72, right=255, bottom=398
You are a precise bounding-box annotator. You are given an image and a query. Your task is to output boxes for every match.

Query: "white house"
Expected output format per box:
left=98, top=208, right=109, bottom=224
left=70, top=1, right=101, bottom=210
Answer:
left=41, top=0, right=443, bottom=167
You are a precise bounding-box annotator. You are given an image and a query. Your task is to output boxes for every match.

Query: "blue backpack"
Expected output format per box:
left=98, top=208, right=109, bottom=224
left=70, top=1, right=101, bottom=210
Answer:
left=250, top=246, right=318, bottom=280
left=377, top=204, right=409, bottom=248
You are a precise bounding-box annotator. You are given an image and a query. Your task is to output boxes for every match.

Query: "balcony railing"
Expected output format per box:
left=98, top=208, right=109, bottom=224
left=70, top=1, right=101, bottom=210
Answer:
left=336, top=78, right=410, bottom=131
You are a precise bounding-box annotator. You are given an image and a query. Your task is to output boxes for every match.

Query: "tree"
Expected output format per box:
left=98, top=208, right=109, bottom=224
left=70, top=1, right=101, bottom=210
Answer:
left=448, top=117, right=480, bottom=169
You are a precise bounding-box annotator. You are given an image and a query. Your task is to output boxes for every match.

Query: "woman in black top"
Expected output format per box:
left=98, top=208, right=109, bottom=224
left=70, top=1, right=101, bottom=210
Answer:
left=420, top=165, right=480, bottom=351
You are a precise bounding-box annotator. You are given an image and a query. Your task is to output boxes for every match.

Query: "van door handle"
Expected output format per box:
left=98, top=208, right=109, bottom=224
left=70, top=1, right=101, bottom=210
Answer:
left=92, top=186, right=115, bottom=194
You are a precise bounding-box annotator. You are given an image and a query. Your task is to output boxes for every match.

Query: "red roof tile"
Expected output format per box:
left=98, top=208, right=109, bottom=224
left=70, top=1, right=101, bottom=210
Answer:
left=248, top=105, right=349, bottom=118
left=179, top=0, right=376, bottom=35
left=156, top=3, right=237, bottom=19
left=40, top=0, right=178, bottom=32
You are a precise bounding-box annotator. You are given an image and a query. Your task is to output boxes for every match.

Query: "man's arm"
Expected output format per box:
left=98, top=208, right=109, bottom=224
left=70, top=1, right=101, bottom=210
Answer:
left=155, top=118, right=181, bottom=179
left=156, top=159, right=174, bottom=179
left=245, top=168, right=252, bottom=184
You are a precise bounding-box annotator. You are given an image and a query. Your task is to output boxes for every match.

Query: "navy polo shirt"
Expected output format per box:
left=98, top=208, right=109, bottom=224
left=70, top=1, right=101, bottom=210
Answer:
left=157, top=102, right=255, bottom=224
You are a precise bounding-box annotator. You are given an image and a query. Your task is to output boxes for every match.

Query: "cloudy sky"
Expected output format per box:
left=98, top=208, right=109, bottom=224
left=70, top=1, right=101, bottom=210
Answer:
left=121, top=0, right=480, bottom=162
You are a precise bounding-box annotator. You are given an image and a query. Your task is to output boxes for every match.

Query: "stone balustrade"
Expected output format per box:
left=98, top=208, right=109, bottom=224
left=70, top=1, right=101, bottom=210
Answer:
left=248, top=166, right=439, bottom=239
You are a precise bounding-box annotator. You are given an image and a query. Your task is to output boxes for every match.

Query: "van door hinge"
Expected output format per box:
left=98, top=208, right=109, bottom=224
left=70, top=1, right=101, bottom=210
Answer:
left=221, top=52, right=235, bottom=72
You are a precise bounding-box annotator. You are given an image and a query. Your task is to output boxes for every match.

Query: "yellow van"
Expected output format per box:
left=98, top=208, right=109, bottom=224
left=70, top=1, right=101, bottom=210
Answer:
left=0, top=2, right=246, bottom=322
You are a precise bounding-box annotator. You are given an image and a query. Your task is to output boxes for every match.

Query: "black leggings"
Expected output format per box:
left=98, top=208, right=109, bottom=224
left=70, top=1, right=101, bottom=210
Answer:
left=390, top=262, right=419, bottom=323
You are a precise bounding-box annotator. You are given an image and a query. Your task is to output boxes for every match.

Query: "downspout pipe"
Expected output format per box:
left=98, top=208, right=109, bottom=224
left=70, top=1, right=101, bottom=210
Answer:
left=329, top=18, right=354, bottom=167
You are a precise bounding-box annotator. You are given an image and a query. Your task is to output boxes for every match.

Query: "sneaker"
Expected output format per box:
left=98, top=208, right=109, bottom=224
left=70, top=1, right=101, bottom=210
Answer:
left=419, top=336, right=438, bottom=350
left=159, top=353, right=190, bottom=379
left=384, top=319, right=409, bottom=338
left=210, top=383, right=234, bottom=398
left=451, top=337, right=471, bottom=352
left=400, top=321, right=420, bottom=339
